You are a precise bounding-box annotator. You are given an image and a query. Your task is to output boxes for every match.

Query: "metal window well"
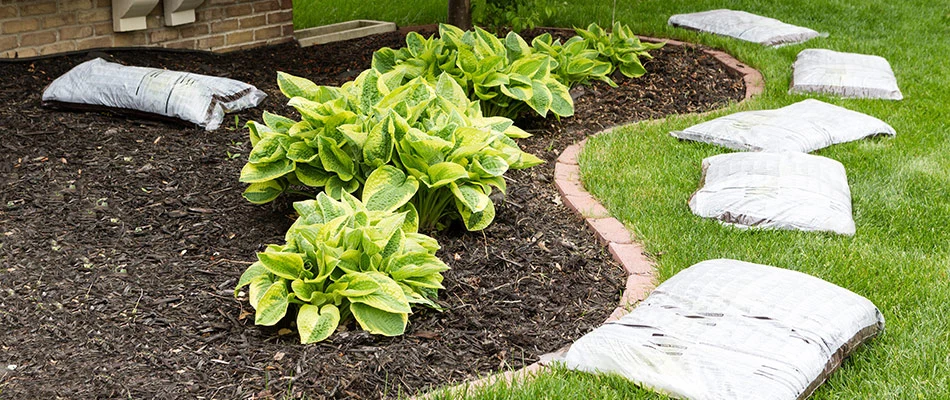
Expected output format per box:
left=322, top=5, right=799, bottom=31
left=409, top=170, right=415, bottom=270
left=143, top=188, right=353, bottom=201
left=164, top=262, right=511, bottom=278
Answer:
left=564, top=258, right=884, bottom=400
left=295, top=20, right=397, bottom=47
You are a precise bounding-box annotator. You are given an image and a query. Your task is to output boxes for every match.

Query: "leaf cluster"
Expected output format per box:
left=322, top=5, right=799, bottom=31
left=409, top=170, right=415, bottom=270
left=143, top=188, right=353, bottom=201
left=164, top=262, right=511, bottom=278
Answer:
left=372, top=24, right=574, bottom=120
left=574, top=22, right=666, bottom=79
left=531, top=33, right=615, bottom=88
left=240, top=70, right=542, bottom=231
left=471, top=0, right=555, bottom=34
left=235, top=186, right=448, bottom=343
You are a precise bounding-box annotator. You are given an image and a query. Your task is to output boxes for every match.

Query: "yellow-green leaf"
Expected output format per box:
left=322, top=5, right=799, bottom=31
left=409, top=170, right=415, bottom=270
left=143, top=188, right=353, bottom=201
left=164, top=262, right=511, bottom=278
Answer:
left=295, top=162, right=330, bottom=187
left=317, top=136, right=355, bottom=181
left=348, top=273, right=411, bottom=314
left=240, top=159, right=295, bottom=183
left=262, top=112, right=296, bottom=133
left=458, top=196, right=495, bottom=231
left=248, top=275, right=273, bottom=309
left=291, top=279, right=321, bottom=302
left=248, top=136, right=286, bottom=164
left=242, top=180, right=285, bottom=204
left=547, top=79, right=575, bottom=117
left=254, top=280, right=289, bottom=326
left=350, top=302, right=407, bottom=336
left=277, top=72, right=319, bottom=100
left=257, top=251, right=305, bottom=280
left=235, top=261, right=269, bottom=296
left=298, top=304, right=340, bottom=344
left=362, top=166, right=419, bottom=212
left=426, top=162, right=468, bottom=188
left=286, top=141, right=318, bottom=163
left=526, top=79, right=553, bottom=117
left=450, top=183, right=490, bottom=213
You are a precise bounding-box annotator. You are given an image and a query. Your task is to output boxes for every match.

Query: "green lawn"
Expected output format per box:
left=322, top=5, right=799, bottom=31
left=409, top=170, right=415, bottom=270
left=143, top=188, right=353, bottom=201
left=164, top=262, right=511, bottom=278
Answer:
left=292, top=1, right=950, bottom=398
left=291, top=0, right=446, bottom=29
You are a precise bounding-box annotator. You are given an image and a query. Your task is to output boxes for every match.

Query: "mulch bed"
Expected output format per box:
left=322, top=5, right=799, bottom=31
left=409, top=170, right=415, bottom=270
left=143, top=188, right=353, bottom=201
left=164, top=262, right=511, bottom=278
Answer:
left=0, top=27, right=743, bottom=399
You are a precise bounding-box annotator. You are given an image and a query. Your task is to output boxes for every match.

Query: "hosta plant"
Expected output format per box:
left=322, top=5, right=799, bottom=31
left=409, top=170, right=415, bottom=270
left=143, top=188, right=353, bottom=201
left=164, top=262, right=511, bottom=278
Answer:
left=234, top=179, right=449, bottom=344
left=371, top=24, right=574, bottom=119
left=240, top=69, right=543, bottom=231
left=530, top=33, right=616, bottom=88
left=575, top=22, right=665, bottom=79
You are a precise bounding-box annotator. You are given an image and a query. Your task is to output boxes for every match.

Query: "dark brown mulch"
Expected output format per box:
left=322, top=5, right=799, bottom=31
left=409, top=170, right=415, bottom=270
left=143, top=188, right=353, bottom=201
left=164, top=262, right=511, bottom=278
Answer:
left=0, top=27, right=743, bottom=399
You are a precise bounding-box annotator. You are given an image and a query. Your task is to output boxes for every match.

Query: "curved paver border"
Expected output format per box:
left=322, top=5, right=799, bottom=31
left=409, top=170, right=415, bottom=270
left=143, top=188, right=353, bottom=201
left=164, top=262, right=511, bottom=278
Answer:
left=417, top=36, right=765, bottom=398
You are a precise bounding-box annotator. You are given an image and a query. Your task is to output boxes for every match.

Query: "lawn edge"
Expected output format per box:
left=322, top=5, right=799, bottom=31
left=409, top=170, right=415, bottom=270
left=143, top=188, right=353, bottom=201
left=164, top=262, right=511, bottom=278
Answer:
left=412, top=35, right=764, bottom=399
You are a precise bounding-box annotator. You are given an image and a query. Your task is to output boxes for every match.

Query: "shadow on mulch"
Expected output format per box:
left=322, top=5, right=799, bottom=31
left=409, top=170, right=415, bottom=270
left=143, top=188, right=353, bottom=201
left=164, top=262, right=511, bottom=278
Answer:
left=0, top=27, right=743, bottom=399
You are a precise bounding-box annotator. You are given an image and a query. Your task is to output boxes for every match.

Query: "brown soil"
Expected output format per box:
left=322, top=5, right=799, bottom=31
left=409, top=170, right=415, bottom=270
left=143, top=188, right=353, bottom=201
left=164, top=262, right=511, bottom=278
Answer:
left=0, top=27, right=743, bottom=399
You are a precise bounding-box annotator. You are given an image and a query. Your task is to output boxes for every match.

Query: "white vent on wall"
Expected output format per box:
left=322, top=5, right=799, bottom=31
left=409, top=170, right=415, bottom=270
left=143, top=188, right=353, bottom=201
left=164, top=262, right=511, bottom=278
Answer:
left=164, top=0, right=205, bottom=26
left=112, top=0, right=160, bottom=32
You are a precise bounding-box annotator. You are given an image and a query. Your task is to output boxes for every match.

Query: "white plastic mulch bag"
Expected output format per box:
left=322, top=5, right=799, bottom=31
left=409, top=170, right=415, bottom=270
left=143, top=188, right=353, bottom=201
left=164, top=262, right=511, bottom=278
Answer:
left=670, top=99, right=896, bottom=152
left=689, top=152, right=855, bottom=235
left=668, top=9, right=819, bottom=46
left=790, top=49, right=903, bottom=100
left=42, top=58, right=266, bottom=130
left=564, top=258, right=884, bottom=400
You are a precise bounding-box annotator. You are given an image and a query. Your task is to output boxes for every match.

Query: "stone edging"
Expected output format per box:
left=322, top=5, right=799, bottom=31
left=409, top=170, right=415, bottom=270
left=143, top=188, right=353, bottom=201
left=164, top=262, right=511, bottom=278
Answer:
left=418, top=37, right=765, bottom=398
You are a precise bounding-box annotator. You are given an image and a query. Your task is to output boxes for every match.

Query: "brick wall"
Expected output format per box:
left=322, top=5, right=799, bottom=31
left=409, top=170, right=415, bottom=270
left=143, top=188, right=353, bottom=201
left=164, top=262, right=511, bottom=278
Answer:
left=0, top=0, right=294, bottom=59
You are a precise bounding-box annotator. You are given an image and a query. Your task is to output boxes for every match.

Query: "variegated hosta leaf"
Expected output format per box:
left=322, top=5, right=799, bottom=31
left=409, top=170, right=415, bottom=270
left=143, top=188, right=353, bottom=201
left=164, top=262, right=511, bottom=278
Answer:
left=254, top=280, right=290, bottom=326
left=424, top=162, right=468, bottom=188
left=362, top=166, right=418, bottom=213
left=526, top=79, right=553, bottom=116
left=286, top=141, right=318, bottom=163
left=435, top=73, right=468, bottom=107
left=372, top=47, right=398, bottom=73
left=277, top=72, right=320, bottom=100
left=297, top=304, right=340, bottom=344
left=505, top=31, right=532, bottom=59
left=239, top=158, right=294, bottom=183
left=348, top=273, right=411, bottom=314
left=262, top=111, right=296, bottom=133
left=546, top=79, right=575, bottom=117
left=242, top=180, right=286, bottom=204
left=246, top=121, right=271, bottom=147
left=291, top=279, right=321, bottom=302
left=450, top=183, right=490, bottom=213
left=336, top=272, right=381, bottom=297
left=235, top=261, right=269, bottom=296
left=247, top=136, right=286, bottom=164
left=248, top=275, right=274, bottom=309
left=317, top=136, right=355, bottom=182
left=405, top=232, right=440, bottom=254
left=294, top=163, right=330, bottom=187
left=325, top=175, right=359, bottom=199
left=471, top=155, right=509, bottom=178
left=257, top=251, right=305, bottom=280
left=350, top=302, right=408, bottom=337
left=389, top=253, right=449, bottom=282
left=457, top=196, right=495, bottom=231
left=620, top=57, right=647, bottom=78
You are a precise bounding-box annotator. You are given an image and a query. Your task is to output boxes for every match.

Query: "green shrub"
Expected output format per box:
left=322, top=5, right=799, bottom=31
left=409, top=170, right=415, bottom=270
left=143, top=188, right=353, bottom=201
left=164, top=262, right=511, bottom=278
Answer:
left=575, top=22, right=665, bottom=79
left=372, top=24, right=574, bottom=119
left=471, top=0, right=555, bottom=34
left=531, top=33, right=616, bottom=87
left=235, top=184, right=449, bottom=343
left=240, top=70, right=542, bottom=231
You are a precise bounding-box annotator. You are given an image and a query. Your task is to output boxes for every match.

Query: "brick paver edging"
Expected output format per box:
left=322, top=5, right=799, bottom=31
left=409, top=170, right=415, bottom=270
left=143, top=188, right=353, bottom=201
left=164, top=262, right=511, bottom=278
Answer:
left=417, top=36, right=765, bottom=399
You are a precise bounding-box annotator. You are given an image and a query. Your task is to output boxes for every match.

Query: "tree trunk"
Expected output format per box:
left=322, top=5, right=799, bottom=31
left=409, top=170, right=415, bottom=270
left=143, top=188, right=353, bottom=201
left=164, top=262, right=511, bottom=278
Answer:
left=447, top=0, right=472, bottom=31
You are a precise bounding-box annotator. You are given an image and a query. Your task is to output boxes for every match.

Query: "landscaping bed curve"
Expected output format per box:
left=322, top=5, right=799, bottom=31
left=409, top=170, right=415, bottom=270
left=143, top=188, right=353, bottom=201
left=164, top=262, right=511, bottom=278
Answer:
left=0, top=27, right=743, bottom=399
